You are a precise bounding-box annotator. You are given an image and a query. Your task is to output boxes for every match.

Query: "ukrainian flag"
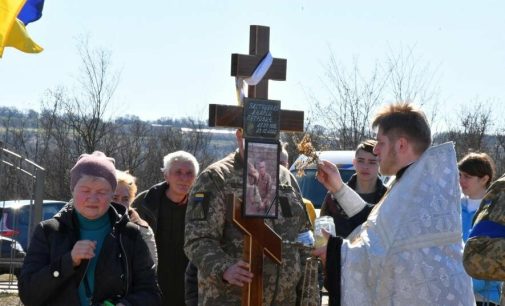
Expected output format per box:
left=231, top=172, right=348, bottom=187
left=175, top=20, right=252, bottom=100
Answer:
left=0, top=0, right=44, bottom=58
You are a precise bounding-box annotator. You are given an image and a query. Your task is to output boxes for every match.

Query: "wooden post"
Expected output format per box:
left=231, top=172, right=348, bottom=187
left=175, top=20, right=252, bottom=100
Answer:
left=228, top=195, right=282, bottom=305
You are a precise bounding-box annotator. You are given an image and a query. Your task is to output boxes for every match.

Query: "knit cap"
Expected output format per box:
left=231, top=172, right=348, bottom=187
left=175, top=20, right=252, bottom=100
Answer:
left=70, top=151, right=117, bottom=192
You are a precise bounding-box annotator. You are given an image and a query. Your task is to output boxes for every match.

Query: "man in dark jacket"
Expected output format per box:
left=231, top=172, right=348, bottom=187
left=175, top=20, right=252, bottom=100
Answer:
left=19, top=151, right=160, bottom=306
left=132, top=151, right=199, bottom=306
left=320, top=139, right=387, bottom=238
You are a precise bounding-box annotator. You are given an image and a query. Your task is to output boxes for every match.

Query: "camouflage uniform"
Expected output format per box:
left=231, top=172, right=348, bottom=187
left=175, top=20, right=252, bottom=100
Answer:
left=184, top=151, right=312, bottom=306
left=463, top=174, right=505, bottom=304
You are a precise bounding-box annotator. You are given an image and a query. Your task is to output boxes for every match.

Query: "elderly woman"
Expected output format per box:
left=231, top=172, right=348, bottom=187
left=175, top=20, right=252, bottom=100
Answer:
left=113, top=170, right=158, bottom=266
left=18, top=151, right=161, bottom=306
left=132, top=150, right=199, bottom=306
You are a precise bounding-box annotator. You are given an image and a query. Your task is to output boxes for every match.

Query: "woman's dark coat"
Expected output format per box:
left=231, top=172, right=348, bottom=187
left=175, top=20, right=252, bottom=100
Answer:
left=19, top=202, right=161, bottom=306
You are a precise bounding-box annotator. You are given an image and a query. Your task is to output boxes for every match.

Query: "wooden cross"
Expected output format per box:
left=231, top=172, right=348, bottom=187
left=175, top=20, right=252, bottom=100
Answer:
left=209, top=25, right=305, bottom=306
left=209, top=25, right=304, bottom=131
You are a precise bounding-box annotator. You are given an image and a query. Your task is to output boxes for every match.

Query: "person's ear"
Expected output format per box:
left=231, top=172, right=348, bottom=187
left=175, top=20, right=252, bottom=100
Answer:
left=481, top=175, right=490, bottom=187
left=397, top=137, right=409, bottom=153
left=352, top=158, right=357, bottom=168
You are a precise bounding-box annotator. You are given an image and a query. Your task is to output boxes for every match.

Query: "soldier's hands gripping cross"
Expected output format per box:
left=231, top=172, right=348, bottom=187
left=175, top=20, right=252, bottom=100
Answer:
left=222, top=260, right=254, bottom=287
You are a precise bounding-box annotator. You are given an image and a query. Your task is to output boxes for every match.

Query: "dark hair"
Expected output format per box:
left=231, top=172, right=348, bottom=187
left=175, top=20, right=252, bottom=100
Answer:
left=371, top=102, right=431, bottom=155
left=355, top=139, right=377, bottom=156
left=458, top=152, right=495, bottom=188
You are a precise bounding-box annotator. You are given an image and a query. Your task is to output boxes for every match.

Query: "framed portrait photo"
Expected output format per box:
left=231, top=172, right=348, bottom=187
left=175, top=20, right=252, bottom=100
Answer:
left=242, top=139, right=280, bottom=218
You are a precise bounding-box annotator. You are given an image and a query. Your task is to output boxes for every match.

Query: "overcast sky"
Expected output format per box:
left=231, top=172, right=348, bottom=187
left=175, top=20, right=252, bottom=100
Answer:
left=1, top=0, right=504, bottom=125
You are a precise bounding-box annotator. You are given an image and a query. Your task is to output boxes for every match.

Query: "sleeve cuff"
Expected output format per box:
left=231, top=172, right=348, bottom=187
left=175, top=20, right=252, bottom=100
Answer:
left=325, top=236, right=343, bottom=306
left=332, top=184, right=367, bottom=217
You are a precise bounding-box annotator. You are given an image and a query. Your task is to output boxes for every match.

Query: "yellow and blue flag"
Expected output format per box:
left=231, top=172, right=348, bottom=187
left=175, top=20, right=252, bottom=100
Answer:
left=0, top=0, right=44, bottom=58
left=18, top=0, right=44, bottom=25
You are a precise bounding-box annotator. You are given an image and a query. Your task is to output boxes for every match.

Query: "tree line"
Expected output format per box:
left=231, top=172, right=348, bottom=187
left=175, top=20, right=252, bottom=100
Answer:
left=0, top=105, right=230, bottom=201
left=1, top=41, right=504, bottom=201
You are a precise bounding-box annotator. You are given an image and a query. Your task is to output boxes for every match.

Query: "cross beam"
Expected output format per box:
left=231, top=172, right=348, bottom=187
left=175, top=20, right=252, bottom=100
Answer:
left=208, top=25, right=303, bottom=132
left=209, top=104, right=304, bottom=132
left=231, top=25, right=287, bottom=99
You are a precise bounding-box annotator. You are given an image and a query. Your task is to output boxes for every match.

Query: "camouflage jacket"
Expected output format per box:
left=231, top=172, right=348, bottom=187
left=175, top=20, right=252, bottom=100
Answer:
left=463, top=174, right=505, bottom=281
left=184, top=151, right=312, bottom=306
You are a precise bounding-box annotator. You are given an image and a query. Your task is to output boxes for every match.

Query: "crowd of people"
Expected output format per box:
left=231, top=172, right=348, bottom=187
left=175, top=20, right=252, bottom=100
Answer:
left=15, top=101, right=505, bottom=306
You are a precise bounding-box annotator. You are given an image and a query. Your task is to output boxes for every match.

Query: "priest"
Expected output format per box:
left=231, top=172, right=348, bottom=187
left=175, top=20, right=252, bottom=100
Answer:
left=314, top=102, right=474, bottom=305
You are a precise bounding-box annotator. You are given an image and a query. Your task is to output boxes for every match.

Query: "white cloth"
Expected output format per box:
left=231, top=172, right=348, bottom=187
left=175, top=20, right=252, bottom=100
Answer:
left=466, top=197, right=482, bottom=213
left=340, top=142, right=475, bottom=306
left=235, top=52, right=273, bottom=105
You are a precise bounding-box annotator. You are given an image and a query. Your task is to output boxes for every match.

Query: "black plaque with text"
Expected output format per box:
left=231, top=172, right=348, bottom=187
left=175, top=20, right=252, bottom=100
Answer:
left=243, top=98, right=281, bottom=139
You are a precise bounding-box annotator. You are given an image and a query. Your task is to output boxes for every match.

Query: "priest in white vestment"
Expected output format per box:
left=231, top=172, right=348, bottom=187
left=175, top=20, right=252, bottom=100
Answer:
left=314, top=103, right=475, bottom=306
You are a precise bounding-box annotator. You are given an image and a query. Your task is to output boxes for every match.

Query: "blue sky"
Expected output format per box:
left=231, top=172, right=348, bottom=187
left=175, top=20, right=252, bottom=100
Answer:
left=1, top=0, right=504, bottom=123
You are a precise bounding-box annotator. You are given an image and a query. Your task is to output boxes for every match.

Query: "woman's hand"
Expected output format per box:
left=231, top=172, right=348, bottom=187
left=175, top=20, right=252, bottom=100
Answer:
left=129, top=209, right=149, bottom=227
left=71, top=240, right=96, bottom=267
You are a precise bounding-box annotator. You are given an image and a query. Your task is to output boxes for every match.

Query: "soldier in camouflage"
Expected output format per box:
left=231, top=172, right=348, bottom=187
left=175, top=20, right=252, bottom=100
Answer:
left=463, top=174, right=505, bottom=305
left=184, top=129, right=313, bottom=306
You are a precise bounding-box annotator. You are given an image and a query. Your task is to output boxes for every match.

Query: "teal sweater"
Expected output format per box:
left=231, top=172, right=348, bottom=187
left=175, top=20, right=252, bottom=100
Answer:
left=76, top=211, right=112, bottom=306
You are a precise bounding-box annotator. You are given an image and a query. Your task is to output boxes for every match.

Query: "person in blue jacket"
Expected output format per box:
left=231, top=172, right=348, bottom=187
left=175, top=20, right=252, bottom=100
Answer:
left=459, top=152, right=501, bottom=306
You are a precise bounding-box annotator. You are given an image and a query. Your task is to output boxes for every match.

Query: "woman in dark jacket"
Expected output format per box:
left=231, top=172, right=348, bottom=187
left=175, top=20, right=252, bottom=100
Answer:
left=19, top=151, right=161, bottom=306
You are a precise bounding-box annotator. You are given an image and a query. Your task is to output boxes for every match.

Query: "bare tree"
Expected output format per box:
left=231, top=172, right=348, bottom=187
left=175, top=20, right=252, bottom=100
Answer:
left=309, top=54, right=387, bottom=150
left=29, top=39, right=121, bottom=200
left=60, top=38, right=120, bottom=155
left=493, top=129, right=505, bottom=176
left=442, top=101, right=493, bottom=160
left=308, top=47, right=439, bottom=151
left=112, top=119, right=152, bottom=172
left=387, top=47, right=438, bottom=108
left=386, top=46, right=441, bottom=131
left=181, top=118, right=214, bottom=168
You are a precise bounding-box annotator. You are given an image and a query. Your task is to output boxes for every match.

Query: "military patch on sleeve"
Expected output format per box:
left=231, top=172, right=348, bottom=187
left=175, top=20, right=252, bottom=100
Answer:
left=194, top=192, right=205, bottom=202
left=189, top=192, right=211, bottom=221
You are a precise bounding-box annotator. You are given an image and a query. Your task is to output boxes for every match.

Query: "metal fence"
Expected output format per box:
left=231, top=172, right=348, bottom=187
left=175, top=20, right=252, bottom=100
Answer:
left=0, top=142, right=45, bottom=293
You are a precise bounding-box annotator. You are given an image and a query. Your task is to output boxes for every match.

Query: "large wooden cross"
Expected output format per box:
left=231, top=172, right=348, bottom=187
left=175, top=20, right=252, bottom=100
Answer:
left=209, top=25, right=304, bottom=306
left=209, top=25, right=304, bottom=131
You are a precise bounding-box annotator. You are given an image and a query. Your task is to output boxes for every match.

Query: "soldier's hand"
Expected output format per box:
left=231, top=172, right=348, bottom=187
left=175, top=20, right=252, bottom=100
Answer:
left=223, top=260, right=253, bottom=287
left=316, top=160, right=343, bottom=194
left=71, top=240, right=96, bottom=267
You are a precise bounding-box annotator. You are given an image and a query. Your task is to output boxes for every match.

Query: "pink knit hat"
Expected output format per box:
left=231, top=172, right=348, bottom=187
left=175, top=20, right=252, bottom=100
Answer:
left=70, top=151, right=117, bottom=191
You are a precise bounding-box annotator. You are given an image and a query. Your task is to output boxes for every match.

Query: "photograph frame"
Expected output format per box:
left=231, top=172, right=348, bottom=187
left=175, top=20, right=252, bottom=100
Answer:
left=242, top=138, right=280, bottom=219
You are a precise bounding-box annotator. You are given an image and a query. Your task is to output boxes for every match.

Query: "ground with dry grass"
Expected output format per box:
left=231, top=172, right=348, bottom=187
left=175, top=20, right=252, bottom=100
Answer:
left=0, top=274, right=21, bottom=305
left=0, top=292, right=21, bottom=306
